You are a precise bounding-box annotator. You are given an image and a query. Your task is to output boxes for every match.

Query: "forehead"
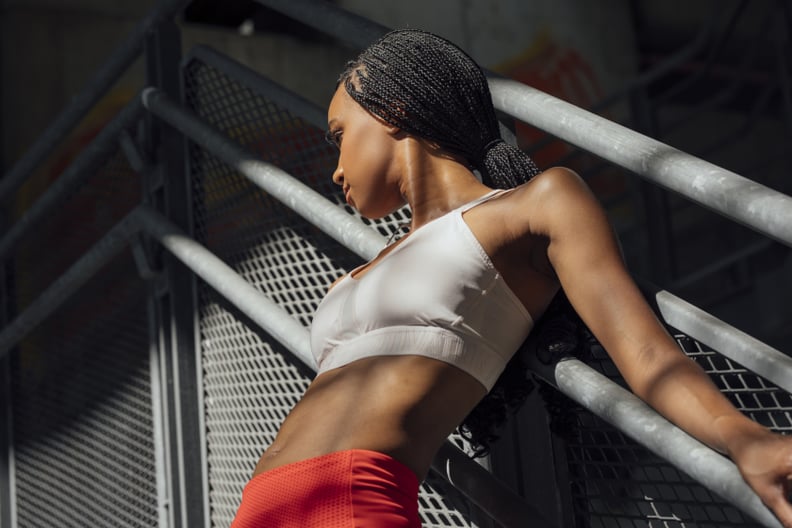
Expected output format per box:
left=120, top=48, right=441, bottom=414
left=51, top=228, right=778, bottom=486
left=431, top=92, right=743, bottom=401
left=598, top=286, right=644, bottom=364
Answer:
left=327, top=86, right=358, bottom=125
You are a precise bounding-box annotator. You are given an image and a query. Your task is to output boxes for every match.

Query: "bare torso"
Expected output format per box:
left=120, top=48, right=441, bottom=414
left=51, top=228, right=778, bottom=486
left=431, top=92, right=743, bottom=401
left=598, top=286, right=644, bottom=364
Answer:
left=253, top=182, right=560, bottom=480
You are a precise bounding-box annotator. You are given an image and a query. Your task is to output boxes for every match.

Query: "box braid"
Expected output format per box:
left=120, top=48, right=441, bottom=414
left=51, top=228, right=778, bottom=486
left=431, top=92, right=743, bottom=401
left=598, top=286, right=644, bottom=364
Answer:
left=340, top=29, right=584, bottom=457
left=339, top=29, right=541, bottom=189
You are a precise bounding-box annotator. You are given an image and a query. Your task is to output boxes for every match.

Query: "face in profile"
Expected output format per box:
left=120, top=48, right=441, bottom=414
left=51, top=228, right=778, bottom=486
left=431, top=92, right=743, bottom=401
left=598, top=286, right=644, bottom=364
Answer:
left=326, top=86, right=406, bottom=219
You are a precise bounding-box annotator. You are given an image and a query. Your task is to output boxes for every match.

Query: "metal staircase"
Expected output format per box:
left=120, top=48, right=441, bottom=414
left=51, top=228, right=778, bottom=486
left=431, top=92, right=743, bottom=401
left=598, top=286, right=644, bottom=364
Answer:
left=0, top=1, right=790, bottom=527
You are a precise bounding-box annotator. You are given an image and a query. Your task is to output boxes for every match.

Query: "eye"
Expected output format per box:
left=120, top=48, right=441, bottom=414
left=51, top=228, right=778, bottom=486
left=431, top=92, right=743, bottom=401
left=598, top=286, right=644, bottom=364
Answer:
left=325, top=129, right=342, bottom=149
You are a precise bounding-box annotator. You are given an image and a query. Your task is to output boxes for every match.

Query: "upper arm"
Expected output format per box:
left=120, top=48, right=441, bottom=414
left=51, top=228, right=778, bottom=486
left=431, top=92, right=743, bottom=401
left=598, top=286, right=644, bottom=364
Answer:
left=531, top=168, right=680, bottom=396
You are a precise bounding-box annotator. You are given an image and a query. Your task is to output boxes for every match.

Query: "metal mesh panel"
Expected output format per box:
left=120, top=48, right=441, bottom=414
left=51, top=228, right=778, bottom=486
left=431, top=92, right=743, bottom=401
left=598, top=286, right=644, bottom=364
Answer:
left=11, top=249, right=157, bottom=528
left=554, top=331, right=791, bottom=528
left=184, top=56, right=477, bottom=527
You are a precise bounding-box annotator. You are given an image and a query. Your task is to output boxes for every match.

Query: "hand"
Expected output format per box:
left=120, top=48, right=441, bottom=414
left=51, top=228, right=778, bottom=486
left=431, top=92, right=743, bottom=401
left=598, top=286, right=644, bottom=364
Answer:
left=733, top=431, right=792, bottom=527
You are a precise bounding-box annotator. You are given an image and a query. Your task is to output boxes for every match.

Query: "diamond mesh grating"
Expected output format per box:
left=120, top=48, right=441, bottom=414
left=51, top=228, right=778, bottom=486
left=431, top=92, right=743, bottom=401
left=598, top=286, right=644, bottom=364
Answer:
left=180, top=52, right=791, bottom=528
left=556, top=331, right=791, bottom=527
left=184, top=57, right=476, bottom=527
left=11, top=249, right=157, bottom=528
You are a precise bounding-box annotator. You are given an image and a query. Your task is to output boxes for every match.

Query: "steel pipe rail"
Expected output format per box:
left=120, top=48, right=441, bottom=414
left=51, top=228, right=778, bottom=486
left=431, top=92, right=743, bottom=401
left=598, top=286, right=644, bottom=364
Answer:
left=136, top=206, right=315, bottom=370
left=137, top=207, right=552, bottom=528
left=165, top=49, right=792, bottom=398
left=141, top=87, right=386, bottom=261
left=0, top=200, right=550, bottom=527
left=143, top=83, right=780, bottom=526
left=655, top=289, right=792, bottom=395
left=0, top=0, right=190, bottom=204
left=0, top=97, right=145, bottom=261
left=550, top=359, right=781, bottom=528
left=253, top=0, right=792, bottom=248
left=0, top=208, right=146, bottom=356
left=489, top=78, right=792, bottom=248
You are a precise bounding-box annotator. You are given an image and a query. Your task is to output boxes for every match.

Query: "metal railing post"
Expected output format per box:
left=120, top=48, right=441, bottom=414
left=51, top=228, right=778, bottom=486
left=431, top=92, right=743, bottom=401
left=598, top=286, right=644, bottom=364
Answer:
left=142, top=17, right=208, bottom=528
left=0, top=229, right=16, bottom=527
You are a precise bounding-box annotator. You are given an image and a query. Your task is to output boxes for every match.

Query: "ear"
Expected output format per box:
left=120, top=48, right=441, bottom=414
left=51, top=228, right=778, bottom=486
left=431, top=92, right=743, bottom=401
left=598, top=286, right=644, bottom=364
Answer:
left=386, top=124, right=404, bottom=137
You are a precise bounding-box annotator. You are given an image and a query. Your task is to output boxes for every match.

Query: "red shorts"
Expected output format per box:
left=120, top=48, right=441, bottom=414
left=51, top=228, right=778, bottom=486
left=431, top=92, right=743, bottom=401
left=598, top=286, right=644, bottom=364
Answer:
left=230, top=449, right=421, bottom=528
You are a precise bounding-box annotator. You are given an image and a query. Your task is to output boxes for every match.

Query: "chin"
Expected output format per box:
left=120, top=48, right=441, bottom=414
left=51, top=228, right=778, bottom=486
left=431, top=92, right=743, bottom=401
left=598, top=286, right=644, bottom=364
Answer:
left=359, top=205, right=403, bottom=220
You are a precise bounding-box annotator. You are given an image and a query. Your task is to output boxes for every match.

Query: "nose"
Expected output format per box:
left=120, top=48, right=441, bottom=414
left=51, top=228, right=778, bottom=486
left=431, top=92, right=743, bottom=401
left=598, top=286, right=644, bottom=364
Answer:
left=332, top=164, right=344, bottom=187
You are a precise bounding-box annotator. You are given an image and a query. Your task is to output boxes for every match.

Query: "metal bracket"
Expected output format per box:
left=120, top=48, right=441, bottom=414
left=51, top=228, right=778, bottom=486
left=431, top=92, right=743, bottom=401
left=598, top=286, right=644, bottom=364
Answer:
left=120, top=127, right=166, bottom=197
left=130, top=233, right=163, bottom=284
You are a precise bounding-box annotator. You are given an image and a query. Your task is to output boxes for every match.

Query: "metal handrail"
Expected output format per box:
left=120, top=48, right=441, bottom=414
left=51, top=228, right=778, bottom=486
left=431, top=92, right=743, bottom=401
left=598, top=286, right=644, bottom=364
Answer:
left=171, top=48, right=792, bottom=386
left=489, top=78, right=792, bottom=249
left=3, top=81, right=781, bottom=524
left=0, top=208, right=145, bottom=354
left=141, top=87, right=384, bottom=261
left=529, top=357, right=782, bottom=528
left=654, top=289, right=792, bottom=395
left=0, top=97, right=145, bottom=260
left=0, top=0, right=190, bottom=204
left=254, top=0, right=792, bottom=250
left=0, top=201, right=554, bottom=528
left=140, top=86, right=781, bottom=527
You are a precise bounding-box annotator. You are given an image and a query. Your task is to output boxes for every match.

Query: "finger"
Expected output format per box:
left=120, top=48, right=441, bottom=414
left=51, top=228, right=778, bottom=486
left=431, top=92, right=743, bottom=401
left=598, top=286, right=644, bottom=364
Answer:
left=768, top=488, right=792, bottom=528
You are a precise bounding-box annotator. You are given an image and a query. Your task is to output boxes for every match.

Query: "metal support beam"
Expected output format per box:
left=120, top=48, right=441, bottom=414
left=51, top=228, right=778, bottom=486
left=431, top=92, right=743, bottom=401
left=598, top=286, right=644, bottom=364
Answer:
left=0, top=241, right=16, bottom=527
left=143, top=18, right=207, bottom=528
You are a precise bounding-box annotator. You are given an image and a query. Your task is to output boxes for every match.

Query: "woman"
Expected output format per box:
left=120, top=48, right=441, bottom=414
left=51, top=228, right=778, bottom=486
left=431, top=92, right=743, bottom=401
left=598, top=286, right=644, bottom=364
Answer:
left=232, top=29, right=792, bottom=528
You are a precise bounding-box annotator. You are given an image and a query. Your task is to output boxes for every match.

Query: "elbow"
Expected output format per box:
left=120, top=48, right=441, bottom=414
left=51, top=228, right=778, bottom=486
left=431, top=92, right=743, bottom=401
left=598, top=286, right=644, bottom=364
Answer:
left=627, top=343, right=690, bottom=405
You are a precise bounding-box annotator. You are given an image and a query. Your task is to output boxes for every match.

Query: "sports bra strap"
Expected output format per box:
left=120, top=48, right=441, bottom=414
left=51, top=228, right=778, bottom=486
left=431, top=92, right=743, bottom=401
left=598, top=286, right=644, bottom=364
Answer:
left=458, top=188, right=510, bottom=214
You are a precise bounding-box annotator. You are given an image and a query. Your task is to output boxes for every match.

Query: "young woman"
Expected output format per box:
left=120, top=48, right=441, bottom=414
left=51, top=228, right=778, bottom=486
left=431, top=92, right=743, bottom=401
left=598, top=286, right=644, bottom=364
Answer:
left=231, top=29, right=792, bottom=528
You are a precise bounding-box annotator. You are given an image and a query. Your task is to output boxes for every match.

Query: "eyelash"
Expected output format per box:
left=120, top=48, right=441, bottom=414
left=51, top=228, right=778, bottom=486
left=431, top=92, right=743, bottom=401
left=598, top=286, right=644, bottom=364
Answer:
left=325, top=129, right=342, bottom=149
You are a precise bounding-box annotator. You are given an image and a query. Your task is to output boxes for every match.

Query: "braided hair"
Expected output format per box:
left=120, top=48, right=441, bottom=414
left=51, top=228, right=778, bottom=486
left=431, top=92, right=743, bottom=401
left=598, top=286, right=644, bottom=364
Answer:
left=340, top=29, right=581, bottom=457
left=340, top=29, right=541, bottom=188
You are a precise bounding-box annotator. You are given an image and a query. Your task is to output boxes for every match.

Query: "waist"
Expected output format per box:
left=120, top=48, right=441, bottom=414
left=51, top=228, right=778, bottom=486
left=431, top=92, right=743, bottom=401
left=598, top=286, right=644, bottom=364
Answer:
left=258, top=354, right=488, bottom=478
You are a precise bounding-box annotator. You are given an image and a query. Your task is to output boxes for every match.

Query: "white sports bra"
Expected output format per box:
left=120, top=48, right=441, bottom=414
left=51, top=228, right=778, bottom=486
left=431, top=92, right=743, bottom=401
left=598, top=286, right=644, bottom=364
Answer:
left=309, top=190, right=534, bottom=391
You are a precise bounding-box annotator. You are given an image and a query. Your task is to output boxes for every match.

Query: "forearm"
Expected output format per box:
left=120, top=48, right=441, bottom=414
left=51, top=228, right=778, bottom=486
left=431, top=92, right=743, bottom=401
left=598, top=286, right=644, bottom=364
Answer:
left=630, top=350, right=772, bottom=456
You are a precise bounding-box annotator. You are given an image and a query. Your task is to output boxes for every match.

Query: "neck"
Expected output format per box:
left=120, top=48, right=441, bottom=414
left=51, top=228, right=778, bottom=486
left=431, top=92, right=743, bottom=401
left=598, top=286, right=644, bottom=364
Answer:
left=397, top=139, right=491, bottom=230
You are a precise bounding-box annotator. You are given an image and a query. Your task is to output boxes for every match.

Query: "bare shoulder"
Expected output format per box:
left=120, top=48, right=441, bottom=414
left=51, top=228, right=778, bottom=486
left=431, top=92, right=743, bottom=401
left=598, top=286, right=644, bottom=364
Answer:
left=498, top=166, right=598, bottom=238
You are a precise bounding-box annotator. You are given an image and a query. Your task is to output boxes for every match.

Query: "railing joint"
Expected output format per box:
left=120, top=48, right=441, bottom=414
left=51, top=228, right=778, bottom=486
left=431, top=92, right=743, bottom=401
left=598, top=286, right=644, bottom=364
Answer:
left=131, top=233, right=164, bottom=282
left=119, top=129, right=152, bottom=174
